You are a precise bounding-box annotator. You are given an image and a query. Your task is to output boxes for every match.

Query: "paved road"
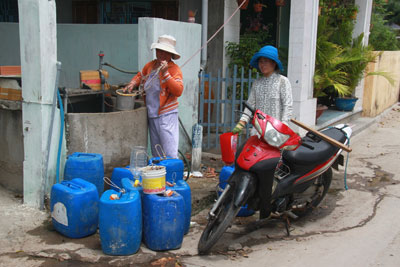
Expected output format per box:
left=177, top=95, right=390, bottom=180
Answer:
left=182, top=106, right=400, bottom=267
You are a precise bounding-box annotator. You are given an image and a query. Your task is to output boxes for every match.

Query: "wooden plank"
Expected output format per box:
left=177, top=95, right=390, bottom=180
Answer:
left=291, top=119, right=352, bottom=153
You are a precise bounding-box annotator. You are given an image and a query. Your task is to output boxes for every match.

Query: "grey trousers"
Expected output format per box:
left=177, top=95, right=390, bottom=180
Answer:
left=148, top=112, right=179, bottom=158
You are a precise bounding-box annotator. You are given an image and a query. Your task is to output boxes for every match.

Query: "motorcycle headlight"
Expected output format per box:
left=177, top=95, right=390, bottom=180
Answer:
left=264, top=121, right=290, bottom=148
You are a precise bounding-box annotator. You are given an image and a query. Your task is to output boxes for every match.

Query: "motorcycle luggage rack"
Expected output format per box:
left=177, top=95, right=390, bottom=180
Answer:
left=274, top=162, right=290, bottom=180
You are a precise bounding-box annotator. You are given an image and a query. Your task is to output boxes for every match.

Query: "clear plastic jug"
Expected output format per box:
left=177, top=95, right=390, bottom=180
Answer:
left=130, top=146, right=148, bottom=180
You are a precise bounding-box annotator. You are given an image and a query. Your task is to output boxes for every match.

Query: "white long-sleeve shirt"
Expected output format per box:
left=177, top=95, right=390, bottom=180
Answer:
left=240, top=72, right=293, bottom=126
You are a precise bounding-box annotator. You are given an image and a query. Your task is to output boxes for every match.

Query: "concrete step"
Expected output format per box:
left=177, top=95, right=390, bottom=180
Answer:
left=316, top=104, right=398, bottom=137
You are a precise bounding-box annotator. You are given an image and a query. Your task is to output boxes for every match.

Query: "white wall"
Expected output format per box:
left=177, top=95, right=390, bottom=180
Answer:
left=288, top=0, right=319, bottom=128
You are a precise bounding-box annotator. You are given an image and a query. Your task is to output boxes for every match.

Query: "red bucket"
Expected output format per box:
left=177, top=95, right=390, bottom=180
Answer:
left=219, top=133, right=238, bottom=165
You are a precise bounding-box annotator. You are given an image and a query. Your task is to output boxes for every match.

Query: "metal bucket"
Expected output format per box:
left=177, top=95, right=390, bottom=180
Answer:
left=116, top=89, right=136, bottom=111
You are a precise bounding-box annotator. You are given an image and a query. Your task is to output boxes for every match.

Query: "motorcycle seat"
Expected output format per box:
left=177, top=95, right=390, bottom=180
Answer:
left=283, top=128, right=347, bottom=166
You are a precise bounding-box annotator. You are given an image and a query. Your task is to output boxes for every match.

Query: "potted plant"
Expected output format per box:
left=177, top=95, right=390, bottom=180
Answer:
left=313, top=15, right=353, bottom=109
left=314, top=1, right=392, bottom=113
left=188, top=10, right=197, bottom=23
left=334, top=34, right=394, bottom=111
left=253, top=1, right=267, bottom=13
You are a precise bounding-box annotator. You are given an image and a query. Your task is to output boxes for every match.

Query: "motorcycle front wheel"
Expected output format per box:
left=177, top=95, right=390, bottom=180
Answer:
left=198, top=185, right=241, bottom=254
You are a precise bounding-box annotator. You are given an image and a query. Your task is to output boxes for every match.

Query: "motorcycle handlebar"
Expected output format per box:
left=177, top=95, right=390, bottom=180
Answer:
left=243, top=102, right=255, bottom=115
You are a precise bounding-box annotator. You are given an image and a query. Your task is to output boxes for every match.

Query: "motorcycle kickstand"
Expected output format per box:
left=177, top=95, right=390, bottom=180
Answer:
left=283, top=216, right=291, bottom=237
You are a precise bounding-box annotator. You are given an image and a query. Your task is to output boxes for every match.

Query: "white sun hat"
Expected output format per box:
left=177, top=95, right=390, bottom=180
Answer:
left=150, top=34, right=181, bottom=60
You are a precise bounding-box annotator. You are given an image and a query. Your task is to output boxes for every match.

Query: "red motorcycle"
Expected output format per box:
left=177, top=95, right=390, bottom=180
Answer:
left=198, top=102, right=352, bottom=254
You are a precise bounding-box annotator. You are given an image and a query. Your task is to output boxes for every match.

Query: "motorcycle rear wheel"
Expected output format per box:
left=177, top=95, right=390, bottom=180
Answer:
left=293, top=167, right=332, bottom=216
left=198, top=185, right=241, bottom=254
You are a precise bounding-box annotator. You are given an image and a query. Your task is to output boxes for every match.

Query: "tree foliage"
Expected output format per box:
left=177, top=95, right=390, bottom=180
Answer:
left=386, top=0, right=400, bottom=25
left=369, top=0, right=400, bottom=51
left=225, top=30, right=272, bottom=99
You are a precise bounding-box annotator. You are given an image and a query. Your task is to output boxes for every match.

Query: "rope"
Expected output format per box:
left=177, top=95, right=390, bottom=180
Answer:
left=103, top=62, right=138, bottom=74
left=141, top=66, right=162, bottom=92
left=180, top=0, right=246, bottom=69
left=343, top=135, right=350, bottom=190
left=155, top=144, right=167, bottom=159
left=103, top=177, right=126, bottom=194
left=127, top=65, right=163, bottom=96
left=116, top=88, right=139, bottom=97
left=327, top=126, right=350, bottom=190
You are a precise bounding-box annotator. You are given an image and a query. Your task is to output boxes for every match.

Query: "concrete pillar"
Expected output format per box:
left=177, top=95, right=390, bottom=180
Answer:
left=222, top=0, right=241, bottom=74
left=353, top=0, right=373, bottom=111
left=19, top=0, right=58, bottom=208
left=353, top=0, right=373, bottom=45
left=287, top=0, right=319, bottom=127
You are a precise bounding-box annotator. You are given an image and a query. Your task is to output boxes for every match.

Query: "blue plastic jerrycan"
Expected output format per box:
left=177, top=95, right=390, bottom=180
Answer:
left=219, top=165, right=255, bottom=217
left=142, top=192, right=185, bottom=251
left=50, top=178, right=99, bottom=238
left=99, top=189, right=142, bottom=255
left=64, top=152, right=104, bottom=196
left=148, top=157, right=184, bottom=183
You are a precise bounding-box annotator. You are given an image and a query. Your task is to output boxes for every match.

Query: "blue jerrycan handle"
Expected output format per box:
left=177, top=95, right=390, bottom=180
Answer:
left=61, top=180, right=84, bottom=190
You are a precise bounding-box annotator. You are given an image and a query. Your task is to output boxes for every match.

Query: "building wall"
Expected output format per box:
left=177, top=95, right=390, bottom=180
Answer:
left=206, top=0, right=225, bottom=76
left=0, top=23, right=139, bottom=88
left=0, top=23, right=21, bottom=65
left=363, top=51, right=400, bottom=117
left=206, top=0, right=240, bottom=76
left=55, top=0, right=73, bottom=23
left=0, top=107, right=23, bottom=194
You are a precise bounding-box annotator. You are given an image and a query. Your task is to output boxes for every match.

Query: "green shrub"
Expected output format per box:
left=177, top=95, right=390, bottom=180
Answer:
left=369, top=0, right=400, bottom=51
left=225, top=30, right=272, bottom=99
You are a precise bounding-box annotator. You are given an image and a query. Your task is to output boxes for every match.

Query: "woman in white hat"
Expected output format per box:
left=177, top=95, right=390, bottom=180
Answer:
left=124, top=34, right=183, bottom=158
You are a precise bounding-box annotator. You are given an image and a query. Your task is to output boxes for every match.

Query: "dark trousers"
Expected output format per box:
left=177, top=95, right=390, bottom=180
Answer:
left=255, top=158, right=279, bottom=219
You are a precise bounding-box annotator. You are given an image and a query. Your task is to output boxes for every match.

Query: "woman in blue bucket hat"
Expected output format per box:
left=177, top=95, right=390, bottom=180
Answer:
left=232, top=45, right=293, bottom=135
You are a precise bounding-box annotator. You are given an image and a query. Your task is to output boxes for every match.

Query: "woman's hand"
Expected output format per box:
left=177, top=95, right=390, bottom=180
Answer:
left=159, top=60, right=168, bottom=74
left=124, top=82, right=135, bottom=93
left=232, top=120, right=246, bottom=134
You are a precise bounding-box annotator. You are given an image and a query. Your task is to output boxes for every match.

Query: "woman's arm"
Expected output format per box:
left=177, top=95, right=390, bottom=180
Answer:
left=161, top=63, right=184, bottom=97
left=280, top=76, right=293, bottom=124
left=240, top=81, right=257, bottom=124
left=124, top=61, right=154, bottom=92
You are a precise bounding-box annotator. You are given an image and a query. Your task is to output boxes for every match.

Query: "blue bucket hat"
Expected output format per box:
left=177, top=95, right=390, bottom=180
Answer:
left=250, top=45, right=283, bottom=72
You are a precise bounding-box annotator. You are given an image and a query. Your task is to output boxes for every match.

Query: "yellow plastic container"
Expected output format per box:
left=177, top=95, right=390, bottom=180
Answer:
left=141, top=166, right=166, bottom=194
